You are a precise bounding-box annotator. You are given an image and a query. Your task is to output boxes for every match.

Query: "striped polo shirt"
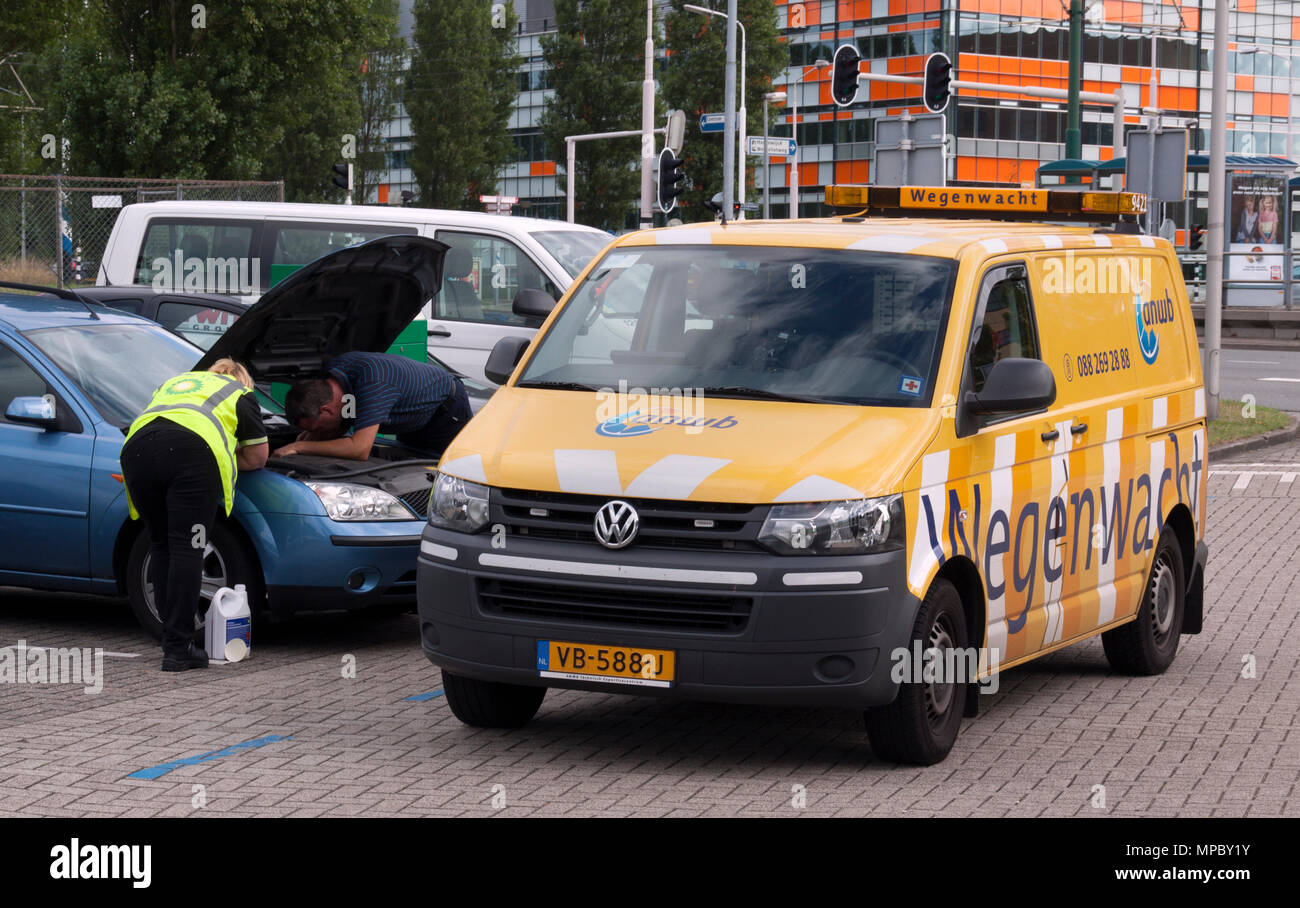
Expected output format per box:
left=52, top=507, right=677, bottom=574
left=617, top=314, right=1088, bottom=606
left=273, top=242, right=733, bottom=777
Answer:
left=327, top=352, right=458, bottom=436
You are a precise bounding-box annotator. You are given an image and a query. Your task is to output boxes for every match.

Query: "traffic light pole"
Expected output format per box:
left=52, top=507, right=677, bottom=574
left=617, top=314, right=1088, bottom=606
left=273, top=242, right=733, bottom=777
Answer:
left=1205, top=0, right=1228, bottom=421
left=640, top=0, right=655, bottom=229
left=567, top=127, right=666, bottom=223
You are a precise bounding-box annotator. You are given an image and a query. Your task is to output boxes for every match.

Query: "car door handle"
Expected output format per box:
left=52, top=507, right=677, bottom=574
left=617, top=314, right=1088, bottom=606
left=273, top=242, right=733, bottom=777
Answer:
left=1041, top=429, right=1060, bottom=442
left=428, top=327, right=451, bottom=338
left=1070, top=423, right=1088, bottom=435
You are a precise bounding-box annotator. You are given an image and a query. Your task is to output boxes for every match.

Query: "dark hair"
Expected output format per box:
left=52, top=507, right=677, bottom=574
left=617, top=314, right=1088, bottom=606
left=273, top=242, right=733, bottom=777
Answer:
left=285, top=378, right=333, bottom=426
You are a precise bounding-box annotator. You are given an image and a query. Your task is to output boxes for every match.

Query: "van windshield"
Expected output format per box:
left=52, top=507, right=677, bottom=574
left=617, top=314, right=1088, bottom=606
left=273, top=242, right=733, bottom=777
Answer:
left=516, top=245, right=958, bottom=407
left=533, top=230, right=612, bottom=278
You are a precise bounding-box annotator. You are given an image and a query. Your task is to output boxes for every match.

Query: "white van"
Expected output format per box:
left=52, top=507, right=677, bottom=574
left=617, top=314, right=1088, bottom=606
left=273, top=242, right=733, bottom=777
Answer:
left=98, top=201, right=611, bottom=383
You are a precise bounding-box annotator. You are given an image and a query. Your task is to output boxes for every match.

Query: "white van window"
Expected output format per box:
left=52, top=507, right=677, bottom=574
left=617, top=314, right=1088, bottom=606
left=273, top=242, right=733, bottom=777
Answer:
left=268, top=222, right=417, bottom=270
left=437, top=230, right=559, bottom=327
left=135, top=220, right=258, bottom=286
left=533, top=230, right=611, bottom=278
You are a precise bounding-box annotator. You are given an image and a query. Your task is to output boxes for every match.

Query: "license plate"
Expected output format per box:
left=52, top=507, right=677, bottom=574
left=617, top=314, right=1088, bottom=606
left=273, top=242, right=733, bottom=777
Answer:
left=537, top=640, right=676, bottom=688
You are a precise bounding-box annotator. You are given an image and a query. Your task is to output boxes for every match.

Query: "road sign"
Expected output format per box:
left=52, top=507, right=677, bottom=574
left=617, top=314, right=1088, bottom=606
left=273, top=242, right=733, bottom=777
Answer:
left=1125, top=128, right=1188, bottom=202
left=873, top=113, right=947, bottom=186
left=747, top=136, right=796, bottom=157
left=699, top=113, right=725, bottom=133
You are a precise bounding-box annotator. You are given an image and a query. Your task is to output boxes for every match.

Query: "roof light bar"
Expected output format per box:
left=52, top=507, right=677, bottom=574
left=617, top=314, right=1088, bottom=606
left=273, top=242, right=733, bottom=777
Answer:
left=824, top=185, right=1147, bottom=222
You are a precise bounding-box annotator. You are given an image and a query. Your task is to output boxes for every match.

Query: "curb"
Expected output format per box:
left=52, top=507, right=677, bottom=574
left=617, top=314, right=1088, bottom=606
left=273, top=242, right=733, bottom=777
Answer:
left=1209, top=412, right=1300, bottom=459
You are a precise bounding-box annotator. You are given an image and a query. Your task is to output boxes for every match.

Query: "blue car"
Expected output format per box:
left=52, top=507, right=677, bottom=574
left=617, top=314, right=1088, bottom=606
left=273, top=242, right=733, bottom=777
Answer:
left=0, top=235, right=456, bottom=636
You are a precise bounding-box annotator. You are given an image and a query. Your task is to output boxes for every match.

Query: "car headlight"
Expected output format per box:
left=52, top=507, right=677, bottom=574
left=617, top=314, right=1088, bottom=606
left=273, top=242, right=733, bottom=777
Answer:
left=427, top=471, right=490, bottom=533
left=305, top=482, right=414, bottom=522
left=758, top=495, right=904, bottom=555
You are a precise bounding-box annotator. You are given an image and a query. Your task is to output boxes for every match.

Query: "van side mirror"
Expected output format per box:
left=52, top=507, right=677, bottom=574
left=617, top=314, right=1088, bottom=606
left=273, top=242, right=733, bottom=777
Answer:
left=5, top=395, right=58, bottom=429
left=513, top=288, right=556, bottom=319
left=485, top=336, right=530, bottom=385
left=965, top=358, right=1056, bottom=415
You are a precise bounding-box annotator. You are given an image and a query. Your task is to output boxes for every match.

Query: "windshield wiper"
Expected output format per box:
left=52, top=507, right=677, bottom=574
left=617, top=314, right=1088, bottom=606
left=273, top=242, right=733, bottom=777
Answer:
left=515, top=379, right=599, bottom=392
left=699, top=386, right=840, bottom=405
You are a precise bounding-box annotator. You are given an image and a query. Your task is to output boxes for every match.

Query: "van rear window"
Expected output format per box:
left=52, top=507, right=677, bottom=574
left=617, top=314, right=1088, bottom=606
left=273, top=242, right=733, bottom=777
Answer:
left=135, top=219, right=259, bottom=290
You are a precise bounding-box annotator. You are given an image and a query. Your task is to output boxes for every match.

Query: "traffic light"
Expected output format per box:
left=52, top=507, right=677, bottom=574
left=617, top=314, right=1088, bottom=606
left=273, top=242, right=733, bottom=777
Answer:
left=400, top=190, right=414, bottom=207
left=1189, top=225, right=1205, bottom=251
left=922, top=52, right=953, bottom=114
left=831, top=44, right=862, bottom=108
left=658, top=147, right=686, bottom=214
left=332, top=163, right=352, bottom=192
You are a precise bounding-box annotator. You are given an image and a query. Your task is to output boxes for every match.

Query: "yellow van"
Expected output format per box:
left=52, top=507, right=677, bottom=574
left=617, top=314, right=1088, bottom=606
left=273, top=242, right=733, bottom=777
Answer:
left=415, top=186, right=1207, bottom=765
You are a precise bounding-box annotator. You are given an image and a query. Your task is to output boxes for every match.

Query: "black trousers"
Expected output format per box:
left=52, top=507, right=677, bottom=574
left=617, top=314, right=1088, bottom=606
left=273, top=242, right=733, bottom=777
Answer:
left=120, top=420, right=222, bottom=658
left=396, top=379, right=472, bottom=457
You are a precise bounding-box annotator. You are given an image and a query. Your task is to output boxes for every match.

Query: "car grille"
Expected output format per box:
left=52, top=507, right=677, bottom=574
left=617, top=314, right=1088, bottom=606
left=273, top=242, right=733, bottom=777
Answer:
left=493, top=487, right=767, bottom=552
left=476, top=577, right=752, bottom=633
left=399, top=488, right=431, bottom=518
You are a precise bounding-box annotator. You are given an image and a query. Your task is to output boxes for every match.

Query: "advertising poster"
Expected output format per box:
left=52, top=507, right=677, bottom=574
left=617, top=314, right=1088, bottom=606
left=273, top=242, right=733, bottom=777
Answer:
left=1228, top=172, right=1287, bottom=281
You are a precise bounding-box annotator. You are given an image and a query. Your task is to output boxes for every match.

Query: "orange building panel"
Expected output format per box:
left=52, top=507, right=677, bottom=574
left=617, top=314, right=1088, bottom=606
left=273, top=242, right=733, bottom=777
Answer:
left=1236, top=75, right=1255, bottom=93
left=377, top=184, right=389, bottom=205
left=1255, top=93, right=1289, bottom=117
left=799, top=162, right=819, bottom=185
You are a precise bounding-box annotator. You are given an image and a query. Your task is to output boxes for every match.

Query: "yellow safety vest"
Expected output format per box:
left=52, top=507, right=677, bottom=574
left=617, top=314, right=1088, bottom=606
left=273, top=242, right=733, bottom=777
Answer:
left=123, top=371, right=249, bottom=519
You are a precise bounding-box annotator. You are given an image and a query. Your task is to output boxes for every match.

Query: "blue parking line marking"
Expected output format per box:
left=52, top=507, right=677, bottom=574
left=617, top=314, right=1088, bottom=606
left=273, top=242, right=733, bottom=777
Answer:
left=126, top=734, right=292, bottom=780
left=404, top=689, right=445, bottom=702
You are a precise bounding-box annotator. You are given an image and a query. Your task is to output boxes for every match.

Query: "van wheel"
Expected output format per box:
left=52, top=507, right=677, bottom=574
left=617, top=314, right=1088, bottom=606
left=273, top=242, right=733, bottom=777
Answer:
left=1102, top=525, right=1185, bottom=675
left=442, top=670, right=546, bottom=729
left=864, top=578, right=968, bottom=765
left=125, top=523, right=264, bottom=641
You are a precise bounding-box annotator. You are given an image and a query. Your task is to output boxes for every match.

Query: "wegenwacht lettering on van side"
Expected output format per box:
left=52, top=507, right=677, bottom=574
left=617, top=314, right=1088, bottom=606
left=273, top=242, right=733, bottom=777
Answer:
left=917, top=431, right=1203, bottom=634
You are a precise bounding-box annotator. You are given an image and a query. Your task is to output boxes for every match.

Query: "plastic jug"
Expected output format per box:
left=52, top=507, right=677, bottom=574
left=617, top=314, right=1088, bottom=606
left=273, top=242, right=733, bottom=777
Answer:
left=206, top=585, right=251, bottom=663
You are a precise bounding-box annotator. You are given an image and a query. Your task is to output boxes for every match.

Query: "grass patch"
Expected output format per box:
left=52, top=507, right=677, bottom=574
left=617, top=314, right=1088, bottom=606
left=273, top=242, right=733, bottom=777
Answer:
left=1209, top=402, right=1293, bottom=447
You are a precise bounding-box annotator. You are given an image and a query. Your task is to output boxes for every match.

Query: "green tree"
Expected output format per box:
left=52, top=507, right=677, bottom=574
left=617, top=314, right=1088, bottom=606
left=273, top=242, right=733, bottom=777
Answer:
left=41, top=1, right=394, bottom=200
left=405, top=0, right=519, bottom=209
left=0, top=0, right=76, bottom=173
left=661, top=0, right=786, bottom=221
left=540, top=0, right=654, bottom=232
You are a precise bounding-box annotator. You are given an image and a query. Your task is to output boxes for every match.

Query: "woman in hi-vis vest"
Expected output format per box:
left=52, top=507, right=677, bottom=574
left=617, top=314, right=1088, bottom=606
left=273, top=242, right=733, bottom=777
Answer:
left=121, top=359, right=268, bottom=671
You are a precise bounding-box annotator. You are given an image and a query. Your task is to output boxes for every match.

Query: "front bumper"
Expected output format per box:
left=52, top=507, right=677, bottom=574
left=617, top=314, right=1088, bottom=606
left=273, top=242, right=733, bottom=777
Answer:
left=258, top=514, right=425, bottom=615
left=416, top=526, right=923, bottom=709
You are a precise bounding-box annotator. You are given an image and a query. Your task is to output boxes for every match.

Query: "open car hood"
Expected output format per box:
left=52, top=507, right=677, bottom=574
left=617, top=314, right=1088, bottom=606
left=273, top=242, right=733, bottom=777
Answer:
left=195, top=235, right=448, bottom=382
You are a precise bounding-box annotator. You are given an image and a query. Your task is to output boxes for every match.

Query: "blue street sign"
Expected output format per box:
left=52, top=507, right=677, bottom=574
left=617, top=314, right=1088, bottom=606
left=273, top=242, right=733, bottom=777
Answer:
left=699, top=113, right=726, bottom=133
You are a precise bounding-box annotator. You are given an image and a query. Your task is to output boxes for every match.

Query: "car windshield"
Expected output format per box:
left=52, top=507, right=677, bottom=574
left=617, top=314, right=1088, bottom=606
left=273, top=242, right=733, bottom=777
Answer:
left=516, top=245, right=958, bottom=407
left=24, top=323, right=200, bottom=428
left=533, top=230, right=612, bottom=278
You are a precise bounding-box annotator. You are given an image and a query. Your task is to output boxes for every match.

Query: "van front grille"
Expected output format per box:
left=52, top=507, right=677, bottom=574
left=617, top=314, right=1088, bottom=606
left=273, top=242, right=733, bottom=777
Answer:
left=476, top=577, right=752, bottom=633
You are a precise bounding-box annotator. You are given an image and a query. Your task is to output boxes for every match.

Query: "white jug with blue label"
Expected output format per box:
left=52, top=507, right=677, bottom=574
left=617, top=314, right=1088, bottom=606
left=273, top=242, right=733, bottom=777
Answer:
left=206, top=584, right=251, bottom=663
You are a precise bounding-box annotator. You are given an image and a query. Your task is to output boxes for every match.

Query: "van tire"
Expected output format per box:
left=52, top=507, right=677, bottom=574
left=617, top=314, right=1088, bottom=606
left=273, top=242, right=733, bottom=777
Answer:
left=864, top=578, right=968, bottom=765
left=126, top=522, right=263, bottom=641
left=1102, top=525, right=1185, bottom=675
left=442, top=671, right=546, bottom=729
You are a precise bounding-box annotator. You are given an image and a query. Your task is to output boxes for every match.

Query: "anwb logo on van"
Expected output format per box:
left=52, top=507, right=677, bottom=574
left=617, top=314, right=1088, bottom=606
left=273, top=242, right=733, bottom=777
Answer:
left=1135, top=289, right=1175, bottom=365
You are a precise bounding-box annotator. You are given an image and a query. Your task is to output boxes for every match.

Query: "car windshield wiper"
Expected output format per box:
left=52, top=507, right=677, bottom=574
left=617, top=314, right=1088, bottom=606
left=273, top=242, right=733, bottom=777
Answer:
left=515, top=380, right=598, bottom=392
left=699, top=386, right=841, bottom=405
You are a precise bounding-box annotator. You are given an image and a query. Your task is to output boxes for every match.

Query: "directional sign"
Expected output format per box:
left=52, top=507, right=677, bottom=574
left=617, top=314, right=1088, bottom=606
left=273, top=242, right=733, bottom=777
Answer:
left=699, top=113, right=725, bottom=133
left=747, top=136, right=796, bottom=157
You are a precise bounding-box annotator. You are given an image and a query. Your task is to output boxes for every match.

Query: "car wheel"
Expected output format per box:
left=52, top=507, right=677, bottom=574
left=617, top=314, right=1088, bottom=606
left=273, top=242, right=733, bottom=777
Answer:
left=441, top=670, right=546, bottom=729
left=125, top=522, right=264, bottom=641
left=864, top=578, right=968, bottom=765
left=1102, top=525, right=1186, bottom=675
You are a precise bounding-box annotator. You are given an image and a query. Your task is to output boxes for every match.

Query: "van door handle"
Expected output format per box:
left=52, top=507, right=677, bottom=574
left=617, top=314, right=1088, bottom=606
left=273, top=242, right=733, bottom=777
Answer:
left=428, top=326, right=451, bottom=338
left=1070, top=423, right=1088, bottom=435
left=1041, top=429, right=1060, bottom=442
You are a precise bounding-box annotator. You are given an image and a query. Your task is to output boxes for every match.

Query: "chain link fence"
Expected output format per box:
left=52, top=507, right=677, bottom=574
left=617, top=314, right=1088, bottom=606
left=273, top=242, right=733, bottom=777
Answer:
left=0, top=175, right=284, bottom=289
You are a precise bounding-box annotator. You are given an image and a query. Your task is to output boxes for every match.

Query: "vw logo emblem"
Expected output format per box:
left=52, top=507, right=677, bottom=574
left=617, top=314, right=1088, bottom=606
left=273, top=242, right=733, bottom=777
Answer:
left=594, top=500, right=639, bottom=549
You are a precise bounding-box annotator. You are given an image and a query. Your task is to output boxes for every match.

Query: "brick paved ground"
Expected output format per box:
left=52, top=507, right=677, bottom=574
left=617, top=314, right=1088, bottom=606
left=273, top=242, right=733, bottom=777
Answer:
left=2, top=440, right=1298, bottom=817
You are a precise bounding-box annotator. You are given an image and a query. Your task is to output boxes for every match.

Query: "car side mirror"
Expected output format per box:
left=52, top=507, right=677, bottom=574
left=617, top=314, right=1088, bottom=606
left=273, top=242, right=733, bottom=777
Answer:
left=964, top=358, right=1056, bottom=415
left=5, top=395, right=58, bottom=429
left=485, top=336, right=530, bottom=385
left=513, top=288, right=556, bottom=320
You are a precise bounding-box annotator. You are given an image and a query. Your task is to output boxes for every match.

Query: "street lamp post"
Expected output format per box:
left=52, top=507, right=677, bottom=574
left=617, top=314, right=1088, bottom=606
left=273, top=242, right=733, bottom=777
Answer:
left=686, top=4, right=747, bottom=218
left=789, top=59, right=831, bottom=219
left=762, top=90, right=786, bottom=219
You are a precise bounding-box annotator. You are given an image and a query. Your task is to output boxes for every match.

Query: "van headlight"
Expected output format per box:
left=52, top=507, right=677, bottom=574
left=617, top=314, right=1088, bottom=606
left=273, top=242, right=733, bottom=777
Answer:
left=758, top=495, right=904, bottom=555
left=427, top=471, right=491, bottom=533
left=305, top=481, right=414, bottom=521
